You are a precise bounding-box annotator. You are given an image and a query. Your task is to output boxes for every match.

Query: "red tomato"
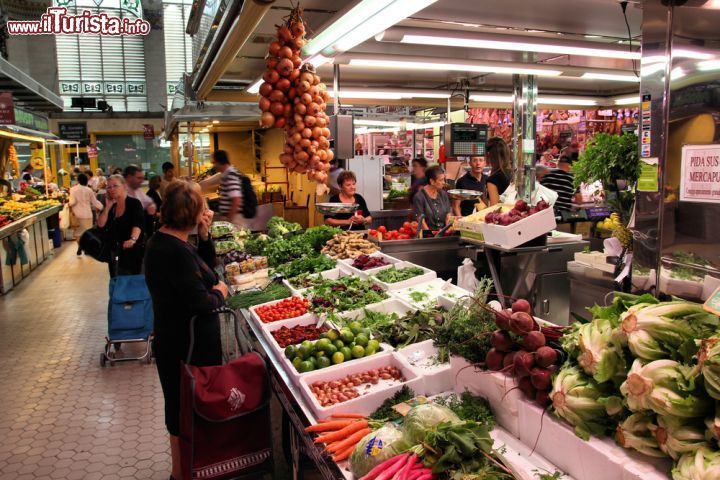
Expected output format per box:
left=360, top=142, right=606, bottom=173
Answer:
left=402, top=221, right=411, bottom=230
left=369, top=229, right=377, bottom=236
left=410, top=221, right=418, bottom=229
left=398, top=234, right=410, bottom=239
left=378, top=225, right=387, bottom=234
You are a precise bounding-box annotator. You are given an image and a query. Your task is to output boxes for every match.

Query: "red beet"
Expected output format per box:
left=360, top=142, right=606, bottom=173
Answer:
left=514, top=350, right=535, bottom=378
left=485, top=348, right=505, bottom=371
left=511, top=298, right=532, bottom=314
left=509, top=311, right=536, bottom=335
left=535, top=389, right=550, bottom=407
left=518, top=376, right=536, bottom=399
left=515, top=199, right=528, bottom=212
left=523, top=331, right=546, bottom=352
left=530, top=367, right=552, bottom=390
left=503, top=351, right=517, bottom=373
left=491, top=330, right=514, bottom=352
left=494, top=309, right=512, bottom=331
left=535, top=346, right=558, bottom=368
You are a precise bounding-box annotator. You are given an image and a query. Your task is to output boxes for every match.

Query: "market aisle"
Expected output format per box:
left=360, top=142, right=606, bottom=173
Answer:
left=0, top=245, right=171, bottom=480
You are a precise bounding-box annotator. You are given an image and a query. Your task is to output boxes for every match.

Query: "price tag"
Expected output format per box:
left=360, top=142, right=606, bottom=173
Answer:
left=316, top=312, right=327, bottom=328
left=704, top=286, right=720, bottom=316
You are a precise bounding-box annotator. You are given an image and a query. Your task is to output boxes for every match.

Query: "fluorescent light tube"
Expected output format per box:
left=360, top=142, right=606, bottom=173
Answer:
left=348, top=58, right=563, bottom=76
left=333, top=90, right=451, bottom=99
left=539, top=97, right=597, bottom=106
left=614, top=96, right=639, bottom=105
left=698, top=60, right=720, bottom=71
left=399, top=34, right=641, bottom=60
left=246, top=79, right=262, bottom=93
left=581, top=72, right=640, bottom=83
left=470, top=94, right=515, bottom=102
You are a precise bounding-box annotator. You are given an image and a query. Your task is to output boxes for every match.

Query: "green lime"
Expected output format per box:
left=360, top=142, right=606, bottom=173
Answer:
left=309, top=356, right=317, bottom=368
left=301, top=340, right=313, bottom=351
left=340, top=347, right=352, bottom=360
left=284, top=345, right=296, bottom=360
left=333, top=339, right=345, bottom=350
left=367, top=339, right=380, bottom=351
left=340, top=329, right=355, bottom=343
left=292, top=357, right=303, bottom=370
left=348, top=342, right=356, bottom=350
left=331, top=352, right=345, bottom=364
left=316, top=356, right=331, bottom=369
left=361, top=328, right=372, bottom=338
left=324, top=344, right=338, bottom=355
left=326, top=329, right=339, bottom=341
left=349, top=321, right=364, bottom=335
left=298, top=360, right=314, bottom=373
left=351, top=345, right=365, bottom=359
left=319, top=332, right=328, bottom=339
left=316, top=338, right=331, bottom=351
left=365, top=345, right=377, bottom=356
left=315, top=350, right=326, bottom=360
left=297, top=345, right=311, bottom=360
left=355, top=334, right=369, bottom=347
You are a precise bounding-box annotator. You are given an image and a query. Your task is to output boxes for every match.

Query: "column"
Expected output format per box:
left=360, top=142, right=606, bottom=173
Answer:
left=512, top=74, right=537, bottom=203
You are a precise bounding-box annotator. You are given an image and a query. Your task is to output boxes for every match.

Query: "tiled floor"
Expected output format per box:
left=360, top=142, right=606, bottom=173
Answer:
left=0, top=244, right=171, bottom=480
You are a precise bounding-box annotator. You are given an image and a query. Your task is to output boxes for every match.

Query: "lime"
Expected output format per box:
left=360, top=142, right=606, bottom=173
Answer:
left=292, top=357, right=303, bottom=370
left=355, top=334, right=369, bottom=347
left=340, top=347, right=352, bottom=360
left=298, top=360, right=314, bottom=373
left=284, top=345, right=296, bottom=360
left=365, top=345, right=377, bottom=356
left=361, top=328, right=372, bottom=338
left=316, top=338, right=331, bottom=351
left=340, top=329, right=355, bottom=343
left=309, top=356, right=317, bottom=368
left=315, top=350, right=326, bottom=360
left=333, top=340, right=345, bottom=350
left=296, top=345, right=311, bottom=360
left=326, top=329, right=339, bottom=341
left=324, top=344, right=338, bottom=356
left=348, top=342, right=356, bottom=350
left=301, top=340, right=313, bottom=351
left=367, top=339, right=380, bottom=351
left=332, top=352, right=345, bottom=365
left=319, top=332, right=328, bottom=339
left=351, top=345, right=365, bottom=359
left=349, top=321, right=364, bottom=335
left=316, top=356, right=331, bottom=369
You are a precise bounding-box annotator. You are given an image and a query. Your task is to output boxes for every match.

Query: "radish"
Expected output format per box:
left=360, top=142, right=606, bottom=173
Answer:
left=523, top=331, right=546, bottom=351
left=535, top=346, right=558, bottom=368
left=511, top=298, right=531, bottom=314
left=375, top=453, right=410, bottom=480
left=518, top=375, right=536, bottom=399
left=509, top=311, right=536, bottom=335
left=485, top=348, right=505, bottom=371
left=491, top=330, right=513, bottom=352
left=396, top=454, right=418, bottom=480
left=361, top=454, right=408, bottom=480
left=530, top=367, right=552, bottom=390
left=535, top=389, right=550, bottom=407
left=513, top=350, right=534, bottom=378
left=503, top=351, right=517, bottom=373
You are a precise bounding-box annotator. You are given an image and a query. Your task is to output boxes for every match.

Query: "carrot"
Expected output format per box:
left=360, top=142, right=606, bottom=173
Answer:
left=332, top=444, right=356, bottom=462
left=327, top=428, right=372, bottom=453
left=330, top=413, right=365, bottom=419
left=304, top=420, right=355, bottom=433
left=315, top=420, right=368, bottom=444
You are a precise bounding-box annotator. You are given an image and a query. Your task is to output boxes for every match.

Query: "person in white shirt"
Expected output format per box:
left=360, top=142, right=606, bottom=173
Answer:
left=69, top=173, right=103, bottom=255
left=123, top=164, right=158, bottom=216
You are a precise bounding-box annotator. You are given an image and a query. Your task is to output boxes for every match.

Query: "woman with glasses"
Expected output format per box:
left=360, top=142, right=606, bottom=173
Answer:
left=413, top=165, right=452, bottom=231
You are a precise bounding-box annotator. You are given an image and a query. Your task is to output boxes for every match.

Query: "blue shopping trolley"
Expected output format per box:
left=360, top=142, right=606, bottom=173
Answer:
left=100, top=273, right=154, bottom=367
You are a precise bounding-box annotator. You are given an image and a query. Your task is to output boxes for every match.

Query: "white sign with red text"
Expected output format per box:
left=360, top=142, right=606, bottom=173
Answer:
left=681, top=144, right=720, bottom=204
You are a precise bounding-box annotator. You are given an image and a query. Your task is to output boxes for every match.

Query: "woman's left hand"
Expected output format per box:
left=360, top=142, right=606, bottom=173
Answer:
left=198, top=209, right=214, bottom=241
left=122, top=239, right=135, bottom=250
left=351, top=214, right=365, bottom=224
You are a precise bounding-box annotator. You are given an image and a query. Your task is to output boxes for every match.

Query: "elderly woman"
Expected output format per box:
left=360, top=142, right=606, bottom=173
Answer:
left=413, top=165, right=452, bottom=231
left=96, top=174, right=144, bottom=277
left=144, top=180, right=228, bottom=480
left=324, top=170, right=372, bottom=230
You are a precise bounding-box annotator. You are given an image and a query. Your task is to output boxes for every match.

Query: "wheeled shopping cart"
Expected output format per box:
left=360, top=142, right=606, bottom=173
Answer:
left=100, top=273, right=154, bottom=367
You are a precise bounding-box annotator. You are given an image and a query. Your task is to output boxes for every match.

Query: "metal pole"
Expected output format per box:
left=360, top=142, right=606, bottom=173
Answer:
left=333, top=64, right=340, bottom=115
left=512, top=74, right=537, bottom=202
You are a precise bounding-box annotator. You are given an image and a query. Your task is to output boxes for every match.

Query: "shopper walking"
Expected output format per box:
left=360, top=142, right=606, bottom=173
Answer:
left=212, top=150, right=247, bottom=228
left=69, top=173, right=103, bottom=255
left=123, top=164, right=157, bottom=216
left=160, top=161, right=175, bottom=196
left=485, top=136, right=513, bottom=206
left=144, top=180, right=228, bottom=480
left=147, top=175, right=163, bottom=212
left=541, top=157, right=579, bottom=212
left=97, top=175, right=144, bottom=277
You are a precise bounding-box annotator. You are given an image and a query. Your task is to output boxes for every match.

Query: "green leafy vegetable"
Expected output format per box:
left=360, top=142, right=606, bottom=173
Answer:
left=301, top=225, right=343, bottom=250
left=409, top=291, right=429, bottom=302
left=403, top=403, right=460, bottom=445
left=273, top=253, right=336, bottom=280
left=374, top=266, right=426, bottom=284
left=225, top=282, right=290, bottom=310
left=433, top=391, right=494, bottom=428
left=210, top=221, right=236, bottom=238
left=616, top=412, right=664, bottom=458
left=369, top=385, right=415, bottom=422
left=267, top=216, right=302, bottom=238
left=308, top=276, right=388, bottom=314
left=244, top=234, right=270, bottom=256
left=561, top=317, right=628, bottom=386
left=672, top=447, right=720, bottom=480
left=215, top=239, right=244, bottom=255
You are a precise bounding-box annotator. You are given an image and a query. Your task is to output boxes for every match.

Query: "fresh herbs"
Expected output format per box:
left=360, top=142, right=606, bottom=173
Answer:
left=433, top=391, right=495, bottom=428
left=226, top=282, right=290, bottom=310
left=273, top=253, right=336, bottom=280
left=375, top=266, right=426, bottom=284
left=307, top=277, right=388, bottom=314
left=264, top=236, right=312, bottom=267
left=244, top=234, right=270, bottom=256
left=409, top=291, right=430, bottom=303
left=301, top=225, right=343, bottom=251
left=369, top=385, right=416, bottom=422
left=267, top=217, right=302, bottom=238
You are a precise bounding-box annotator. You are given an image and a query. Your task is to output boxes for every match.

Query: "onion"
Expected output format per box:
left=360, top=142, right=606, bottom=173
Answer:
left=308, top=103, right=321, bottom=115
left=310, top=154, right=321, bottom=165
left=311, top=126, right=322, bottom=139
left=279, top=153, right=292, bottom=164
left=299, top=138, right=311, bottom=149
left=277, top=25, right=292, bottom=42
left=312, top=74, right=320, bottom=85
left=268, top=41, right=282, bottom=56
left=491, top=330, right=513, bottom=352
left=259, top=82, right=273, bottom=97
left=309, top=85, right=319, bottom=98
left=530, top=367, right=552, bottom=390
left=319, top=162, right=331, bottom=172
left=293, top=114, right=304, bottom=126
left=258, top=97, right=271, bottom=112
left=289, top=69, right=300, bottom=81
left=304, top=115, right=316, bottom=127
left=269, top=102, right=284, bottom=117
left=314, top=172, right=328, bottom=183
left=292, top=55, right=302, bottom=68
left=274, top=117, right=286, bottom=128
left=260, top=112, right=274, bottom=128
left=269, top=90, right=285, bottom=103
left=276, top=78, right=291, bottom=92
left=301, top=93, right=312, bottom=105
left=485, top=348, right=504, bottom=371
left=318, top=137, right=329, bottom=149
left=295, top=151, right=309, bottom=163
left=513, top=350, right=534, bottom=378
left=535, top=346, right=558, bottom=368
left=288, top=87, right=297, bottom=100
left=290, top=133, right=302, bottom=145
left=298, top=80, right=311, bottom=93
left=316, top=116, right=327, bottom=127
left=512, top=299, right=532, bottom=314
left=283, top=145, right=293, bottom=154
left=326, top=149, right=334, bottom=161
left=318, top=149, right=327, bottom=161
left=300, top=72, right=314, bottom=84
left=262, top=70, right=279, bottom=84
left=301, top=128, right=312, bottom=139
left=321, top=127, right=331, bottom=138
left=277, top=58, right=294, bottom=77
left=523, top=331, right=546, bottom=352
left=518, top=376, right=536, bottom=399
left=291, top=22, right=304, bottom=38
left=266, top=57, right=278, bottom=70
left=283, top=103, right=292, bottom=118
left=509, top=312, right=536, bottom=336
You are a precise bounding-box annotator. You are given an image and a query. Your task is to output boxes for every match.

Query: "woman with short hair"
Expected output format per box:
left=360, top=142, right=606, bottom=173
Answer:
left=413, top=165, right=452, bottom=231
left=324, top=170, right=372, bottom=230
left=144, top=180, right=228, bottom=480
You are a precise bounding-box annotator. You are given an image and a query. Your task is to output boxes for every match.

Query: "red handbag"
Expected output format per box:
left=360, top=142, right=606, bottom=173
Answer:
left=180, top=309, right=272, bottom=479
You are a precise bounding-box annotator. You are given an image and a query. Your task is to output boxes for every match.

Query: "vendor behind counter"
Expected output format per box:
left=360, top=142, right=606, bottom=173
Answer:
left=452, top=156, right=488, bottom=217
left=413, top=166, right=452, bottom=231
left=324, top=170, right=372, bottom=230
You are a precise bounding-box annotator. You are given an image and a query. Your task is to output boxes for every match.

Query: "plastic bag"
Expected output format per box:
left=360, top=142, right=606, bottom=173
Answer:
left=349, top=423, right=410, bottom=478
left=457, top=258, right=480, bottom=292
left=402, top=404, right=460, bottom=445
left=500, top=182, right=558, bottom=206
left=59, top=204, right=71, bottom=230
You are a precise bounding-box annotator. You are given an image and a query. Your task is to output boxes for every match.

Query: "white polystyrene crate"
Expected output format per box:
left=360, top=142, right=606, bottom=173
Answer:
left=392, top=278, right=470, bottom=309
left=248, top=296, right=315, bottom=329
left=491, top=428, right=575, bottom=480
left=260, top=315, right=335, bottom=378
left=298, top=352, right=423, bottom=419
left=621, top=450, right=672, bottom=480
left=368, top=261, right=437, bottom=291
left=338, top=252, right=401, bottom=279
left=282, top=267, right=346, bottom=296
left=336, top=297, right=416, bottom=323
left=450, top=355, right=521, bottom=438
left=396, top=340, right=452, bottom=396
left=480, top=206, right=556, bottom=249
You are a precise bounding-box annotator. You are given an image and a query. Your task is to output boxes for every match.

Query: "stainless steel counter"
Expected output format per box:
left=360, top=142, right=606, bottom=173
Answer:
left=372, top=235, right=464, bottom=280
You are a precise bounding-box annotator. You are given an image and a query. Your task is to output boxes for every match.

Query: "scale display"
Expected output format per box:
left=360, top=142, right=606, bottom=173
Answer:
left=444, top=123, right=489, bottom=157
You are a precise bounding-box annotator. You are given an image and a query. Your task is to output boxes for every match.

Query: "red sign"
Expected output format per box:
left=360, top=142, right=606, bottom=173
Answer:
left=143, top=124, right=155, bottom=140
left=0, top=92, right=15, bottom=125
left=86, top=144, right=98, bottom=158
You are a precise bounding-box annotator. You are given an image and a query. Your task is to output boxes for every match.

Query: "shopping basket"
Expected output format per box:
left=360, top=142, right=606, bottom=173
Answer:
left=180, top=308, right=273, bottom=480
left=100, top=273, right=154, bottom=367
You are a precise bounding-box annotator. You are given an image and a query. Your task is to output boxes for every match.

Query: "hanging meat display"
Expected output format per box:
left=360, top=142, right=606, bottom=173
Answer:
left=257, top=7, right=333, bottom=184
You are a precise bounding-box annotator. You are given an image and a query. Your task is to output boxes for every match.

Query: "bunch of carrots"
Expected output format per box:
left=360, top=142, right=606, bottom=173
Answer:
left=304, top=413, right=372, bottom=462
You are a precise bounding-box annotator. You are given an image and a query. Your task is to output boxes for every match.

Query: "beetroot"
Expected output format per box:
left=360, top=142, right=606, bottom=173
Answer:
left=491, top=330, right=514, bottom=352
left=515, top=199, right=528, bottom=212
left=535, top=346, right=558, bottom=368
left=509, top=311, right=535, bottom=335
left=535, top=389, right=550, bottom=407
left=494, top=309, right=512, bottom=331
left=518, top=376, right=536, bottom=399
left=503, top=351, right=517, bottom=373
left=513, top=350, right=534, bottom=378
left=485, top=348, right=505, bottom=371
left=530, top=367, right=552, bottom=390
left=511, top=298, right=532, bottom=314
left=523, top=331, right=546, bottom=352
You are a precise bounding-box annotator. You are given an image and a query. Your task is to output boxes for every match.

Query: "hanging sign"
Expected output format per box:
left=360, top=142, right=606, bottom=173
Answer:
left=143, top=124, right=155, bottom=140
left=86, top=144, right=98, bottom=159
left=0, top=92, right=15, bottom=125
left=704, top=286, right=720, bottom=316
left=680, top=144, right=720, bottom=203
left=58, top=122, right=87, bottom=140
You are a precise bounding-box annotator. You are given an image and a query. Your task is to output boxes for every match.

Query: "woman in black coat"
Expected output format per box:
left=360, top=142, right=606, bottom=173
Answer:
left=144, top=180, right=229, bottom=480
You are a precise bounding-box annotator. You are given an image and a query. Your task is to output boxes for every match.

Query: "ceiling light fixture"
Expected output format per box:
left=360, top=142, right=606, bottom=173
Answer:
left=469, top=94, right=515, bottom=102
left=698, top=59, right=720, bottom=71
left=333, top=89, right=451, bottom=99
left=348, top=58, right=563, bottom=76
left=303, top=0, right=438, bottom=58
left=613, top=96, right=639, bottom=105
left=581, top=72, right=640, bottom=82
left=470, top=94, right=598, bottom=106
left=212, top=120, right=220, bottom=124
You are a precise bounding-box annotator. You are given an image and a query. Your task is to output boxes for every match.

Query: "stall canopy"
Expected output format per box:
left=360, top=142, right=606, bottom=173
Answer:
left=0, top=57, right=63, bottom=112
left=163, top=101, right=264, bottom=139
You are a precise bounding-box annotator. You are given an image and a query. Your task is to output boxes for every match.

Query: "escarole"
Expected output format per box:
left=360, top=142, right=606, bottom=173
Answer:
left=698, top=335, right=720, bottom=401
left=616, top=412, right=664, bottom=458
left=672, top=447, right=720, bottom=480
left=651, top=415, right=709, bottom=460
left=574, top=317, right=628, bottom=385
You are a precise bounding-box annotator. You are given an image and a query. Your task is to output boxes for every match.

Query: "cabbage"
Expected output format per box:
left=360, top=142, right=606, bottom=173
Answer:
left=651, top=415, right=709, bottom=460
left=672, top=447, right=720, bottom=480
left=574, top=317, right=628, bottom=385
left=620, top=359, right=712, bottom=418
left=402, top=403, right=460, bottom=445
left=616, top=412, right=664, bottom=458
left=349, top=423, right=410, bottom=478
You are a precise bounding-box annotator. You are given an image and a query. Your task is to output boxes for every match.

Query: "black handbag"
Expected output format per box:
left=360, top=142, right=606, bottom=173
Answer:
left=79, top=227, right=112, bottom=263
